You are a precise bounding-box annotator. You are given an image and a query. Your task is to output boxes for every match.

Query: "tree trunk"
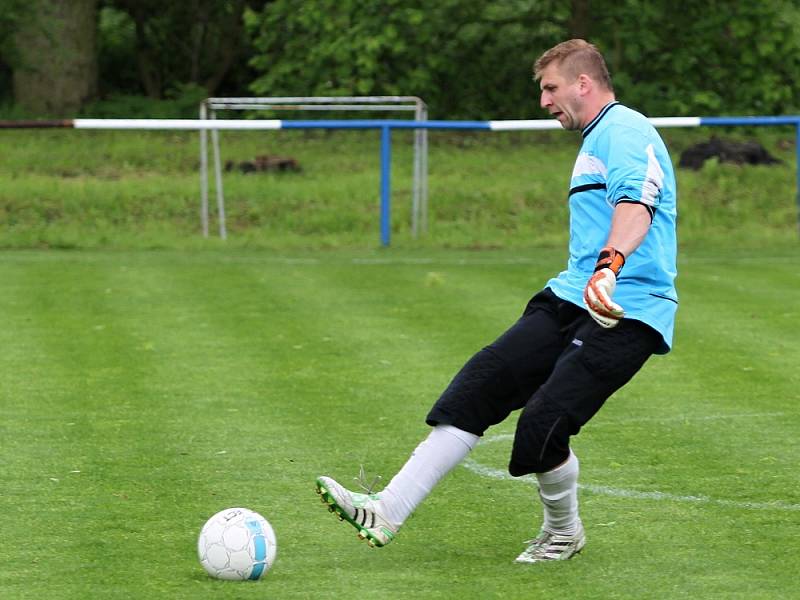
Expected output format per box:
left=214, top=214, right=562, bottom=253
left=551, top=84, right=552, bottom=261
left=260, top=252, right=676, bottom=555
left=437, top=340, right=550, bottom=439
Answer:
left=131, top=13, right=162, bottom=98
left=202, top=0, right=247, bottom=95
left=12, top=0, right=98, bottom=116
left=569, top=0, right=592, bottom=40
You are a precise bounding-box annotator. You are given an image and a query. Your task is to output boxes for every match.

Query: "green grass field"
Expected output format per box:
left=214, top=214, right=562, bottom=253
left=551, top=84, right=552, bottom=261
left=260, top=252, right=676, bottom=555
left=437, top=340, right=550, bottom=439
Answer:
left=1, top=247, right=798, bottom=599
left=1, top=125, right=798, bottom=597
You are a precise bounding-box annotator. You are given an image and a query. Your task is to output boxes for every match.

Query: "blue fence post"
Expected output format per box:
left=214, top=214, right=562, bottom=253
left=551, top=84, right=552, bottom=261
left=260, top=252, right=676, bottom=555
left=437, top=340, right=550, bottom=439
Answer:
left=796, top=123, right=800, bottom=237
left=380, top=125, right=392, bottom=246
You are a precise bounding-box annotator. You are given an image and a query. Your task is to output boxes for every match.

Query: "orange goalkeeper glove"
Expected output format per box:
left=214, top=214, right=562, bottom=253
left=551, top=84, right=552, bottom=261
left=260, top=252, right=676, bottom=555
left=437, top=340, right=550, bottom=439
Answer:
left=583, top=246, right=626, bottom=328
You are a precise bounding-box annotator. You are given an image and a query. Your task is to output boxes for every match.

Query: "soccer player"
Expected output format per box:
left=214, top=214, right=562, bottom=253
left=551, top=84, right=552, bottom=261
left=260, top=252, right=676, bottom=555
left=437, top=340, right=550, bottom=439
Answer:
left=316, top=38, right=678, bottom=563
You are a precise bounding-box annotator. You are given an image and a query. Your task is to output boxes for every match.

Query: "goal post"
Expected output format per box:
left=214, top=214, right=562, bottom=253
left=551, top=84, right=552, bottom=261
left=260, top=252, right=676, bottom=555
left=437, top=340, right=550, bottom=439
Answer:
left=199, top=96, right=429, bottom=240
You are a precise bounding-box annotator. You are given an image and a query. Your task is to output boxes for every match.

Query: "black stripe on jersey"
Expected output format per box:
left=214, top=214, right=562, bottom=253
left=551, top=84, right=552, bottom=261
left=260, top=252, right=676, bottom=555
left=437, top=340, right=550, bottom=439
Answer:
left=568, top=182, right=606, bottom=197
left=582, top=101, right=620, bottom=138
left=649, top=293, right=678, bottom=304
left=617, top=198, right=656, bottom=221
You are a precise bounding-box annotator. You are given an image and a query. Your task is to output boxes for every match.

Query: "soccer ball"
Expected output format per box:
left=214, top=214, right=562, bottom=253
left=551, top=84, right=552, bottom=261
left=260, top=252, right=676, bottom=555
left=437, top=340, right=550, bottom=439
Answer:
left=197, top=507, right=277, bottom=580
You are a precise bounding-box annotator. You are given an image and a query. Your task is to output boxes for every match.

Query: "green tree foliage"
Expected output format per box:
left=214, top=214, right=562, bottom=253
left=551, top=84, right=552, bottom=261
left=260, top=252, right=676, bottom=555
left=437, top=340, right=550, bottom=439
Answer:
left=247, top=0, right=566, bottom=119
left=0, top=0, right=35, bottom=102
left=0, top=0, right=30, bottom=60
left=99, top=0, right=270, bottom=99
left=594, top=0, right=800, bottom=116
left=4, top=0, right=800, bottom=117
left=247, top=0, right=800, bottom=118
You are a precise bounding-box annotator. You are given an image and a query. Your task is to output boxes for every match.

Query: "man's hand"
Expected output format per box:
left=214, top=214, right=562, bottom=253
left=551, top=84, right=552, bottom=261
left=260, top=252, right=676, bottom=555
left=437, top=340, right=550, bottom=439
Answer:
left=584, top=268, right=624, bottom=327
left=584, top=246, right=626, bottom=328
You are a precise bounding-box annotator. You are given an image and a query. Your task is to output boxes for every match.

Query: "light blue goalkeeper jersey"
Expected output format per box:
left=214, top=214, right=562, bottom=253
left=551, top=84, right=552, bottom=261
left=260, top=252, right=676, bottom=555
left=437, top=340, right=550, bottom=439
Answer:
left=546, top=101, right=678, bottom=353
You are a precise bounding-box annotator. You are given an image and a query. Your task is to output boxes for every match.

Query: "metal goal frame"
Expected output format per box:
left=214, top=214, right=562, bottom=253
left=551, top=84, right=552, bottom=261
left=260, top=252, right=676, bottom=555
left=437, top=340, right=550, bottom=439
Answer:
left=199, top=96, right=428, bottom=240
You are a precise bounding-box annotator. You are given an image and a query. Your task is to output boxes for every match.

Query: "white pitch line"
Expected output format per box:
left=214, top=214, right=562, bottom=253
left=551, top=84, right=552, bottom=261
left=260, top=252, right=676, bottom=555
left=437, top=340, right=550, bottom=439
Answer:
left=464, top=421, right=799, bottom=512
left=461, top=458, right=800, bottom=512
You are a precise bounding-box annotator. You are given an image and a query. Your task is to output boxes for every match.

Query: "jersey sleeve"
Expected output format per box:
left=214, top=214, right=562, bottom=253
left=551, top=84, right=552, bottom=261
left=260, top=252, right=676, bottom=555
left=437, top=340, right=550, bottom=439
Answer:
left=604, top=126, right=666, bottom=208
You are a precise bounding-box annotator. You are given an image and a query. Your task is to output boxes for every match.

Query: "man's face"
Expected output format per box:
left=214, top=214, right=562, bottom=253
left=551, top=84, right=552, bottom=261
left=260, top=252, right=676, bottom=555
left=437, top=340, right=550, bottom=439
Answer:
left=538, top=62, right=583, bottom=131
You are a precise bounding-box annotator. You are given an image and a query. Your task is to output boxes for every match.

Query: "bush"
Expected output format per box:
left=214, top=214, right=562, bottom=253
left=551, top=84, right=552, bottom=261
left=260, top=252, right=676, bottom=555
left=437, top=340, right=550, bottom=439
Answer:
left=81, top=84, right=208, bottom=118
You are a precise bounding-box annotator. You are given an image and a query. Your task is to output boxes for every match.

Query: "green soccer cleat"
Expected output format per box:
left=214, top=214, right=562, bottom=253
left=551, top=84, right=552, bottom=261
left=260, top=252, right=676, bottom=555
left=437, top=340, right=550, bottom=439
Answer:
left=514, top=520, right=586, bottom=564
left=315, top=476, right=399, bottom=548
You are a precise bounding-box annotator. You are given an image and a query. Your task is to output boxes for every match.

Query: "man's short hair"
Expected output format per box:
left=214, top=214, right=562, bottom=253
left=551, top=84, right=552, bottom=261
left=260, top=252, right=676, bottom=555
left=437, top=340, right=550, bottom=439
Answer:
left=533, top=39, right=613, bottom=91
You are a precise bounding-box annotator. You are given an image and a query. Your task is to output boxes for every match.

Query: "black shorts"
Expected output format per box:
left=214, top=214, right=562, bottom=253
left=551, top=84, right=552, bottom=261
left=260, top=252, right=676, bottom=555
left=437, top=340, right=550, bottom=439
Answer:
left=426, top=288, right=662, bottom=475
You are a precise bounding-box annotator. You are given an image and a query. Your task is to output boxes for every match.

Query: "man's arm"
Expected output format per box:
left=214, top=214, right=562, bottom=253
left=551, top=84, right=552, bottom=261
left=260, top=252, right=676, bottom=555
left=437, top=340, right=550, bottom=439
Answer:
left=584, top=202, right=652, bottom=328
left=604, top=202, right=652, bottom=257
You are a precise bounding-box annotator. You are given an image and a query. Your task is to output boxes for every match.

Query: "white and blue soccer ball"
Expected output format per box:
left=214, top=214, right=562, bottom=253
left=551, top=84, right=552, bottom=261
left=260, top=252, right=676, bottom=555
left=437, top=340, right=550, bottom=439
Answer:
left=197, top=507, right=277, bottom=580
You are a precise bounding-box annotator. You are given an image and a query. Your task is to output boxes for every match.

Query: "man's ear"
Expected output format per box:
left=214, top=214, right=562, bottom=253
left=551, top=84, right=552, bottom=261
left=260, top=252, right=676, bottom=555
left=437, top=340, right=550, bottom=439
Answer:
left=576, top=73, right=593, bottom=95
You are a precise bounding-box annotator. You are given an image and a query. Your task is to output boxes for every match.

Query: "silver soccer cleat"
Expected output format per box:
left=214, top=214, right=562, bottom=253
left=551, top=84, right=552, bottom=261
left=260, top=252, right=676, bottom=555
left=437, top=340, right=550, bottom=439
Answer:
left=515, top=520, right=586, bottom=563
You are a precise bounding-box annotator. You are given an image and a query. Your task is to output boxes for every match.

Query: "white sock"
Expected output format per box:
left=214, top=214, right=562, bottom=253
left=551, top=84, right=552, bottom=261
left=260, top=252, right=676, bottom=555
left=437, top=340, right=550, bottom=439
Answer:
left=535, top=449, right=580, bottom=535
left=379, top=424, right=478, bottom=526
